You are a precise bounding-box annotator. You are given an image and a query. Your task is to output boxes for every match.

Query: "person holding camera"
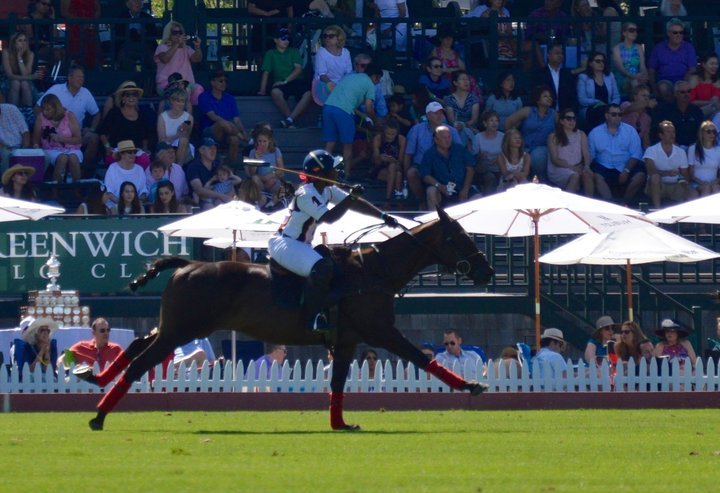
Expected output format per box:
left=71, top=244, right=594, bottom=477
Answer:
left=154, top=21, right=203, bottom=105
left=33, top=93, right=83, bottom=183
left=157, top=87, right=193, bottom=165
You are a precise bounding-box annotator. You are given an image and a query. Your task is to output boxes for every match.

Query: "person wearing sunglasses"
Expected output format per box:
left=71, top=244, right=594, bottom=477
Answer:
left=14, top=316, right=59, bottom=378
left=643, top=120, right=697, bottom=209
left=588, top=103, right=645, bottom=204
left=0, top=164, right=37, bottom=201
left=652, top=80, right=704, bottom=149
left=614, top=321, right=648, bottom=371
left=434, top=329, right=483, bottom=381
left=577, top=51, right=621, bottom=131
left=258, top=27, right=314, bottom=129
left=59, top=317, right=123, bottom=371
left=547, top=108, right=594, bottom=196
left=313, top=26, right=352, bottom=106
left=532, top=328, right=568, bottom=380
left=688, top=121, right=720, bottom=197
left=647, top=18, right=696, bottom=94
left=612, top=23, right=648, bottom=99
left=155, top=21, right=204, bottom=105
left=360, top=349, right=381, bottom=383
left=418, top=56, right=452, bottom=102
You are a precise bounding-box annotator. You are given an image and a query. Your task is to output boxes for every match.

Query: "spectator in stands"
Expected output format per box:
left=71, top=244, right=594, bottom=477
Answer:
left=409, top=86, right=432, bottom=124
left=41, top=66, right=101, bottom=178
left=173, top=338, right=216, bottom=370
left=435, top=329, right=482, bottom=381
left=313, top=25, right=352, bottom=102
left=404, top=102, right=462, bottom=206
left=485, top=72, right=522, bottom=129
left=103, top=140, right=148, bottom=208
left=257, top=27, right=313, bottom=130
left=612, top=22, right=648, bottom=99
left=204, top=164, right=242, bottom=206
left=588, top=103, right=645, bottom=204
left=371, top=120, right=405, bottom=201
left=577, top=51, right=621, bottom=131
left=688, top=53, right=720, bottom=118
left=151, top=180, right=189, bottom=214
left=614, top=320, right=647, bottom=365
left=321, top=63, right=382, bottom=179
left=464, top=0, right=515, bottom=62
left=533, top=328, right=568, bottom=379
left=369, top=0, right=409, bottom=54
left=497, top=128, right=530, bottom=189
left=352, top=53, right=388, bottom=122
left=253, top=343, right=287, bottom=379
left=157, top=88, right=193, bottom=165
left=420, top=124, right=476, bottom=209
left=647, top=18, right=696, bottom=94
left=547, top=108, right=593, bottom=196
left=688, top=120, right=720, bottom=196
left=97, top=81, right=153, bottom=168
left=24, top=0, right=60, bottom=62
left=654, top=318, right=696, bottom=367
left=0, top=102, right=31, bottom=170
left=115, top=180, right=145, bottom=215
left=199, top=69, right=248, bottom=165
left=186, top=136, right=226, bottom=209
left=523, top=0, right=569, bottom=69
left=659, top=0, right=688, bottom=17
left=643, top=120, right=696, bottom=209
left=262, top=179, right=294, bottom=212
left=33, top=93, right=83, bottom=183
left=505, top=85, right=557, bottom=182
left=570, top=0, right=604, bottom=69
left=61, top=0, right=101, bottom=68
left=1, top=32, right=41, bottom=107
left=430, top=24, right=467, bottom=81
left=15, top=316, right=58, bottom=373
left=75, top=181, right=112, bottom=215
left=236, top=178, right=266, bottom=209
left=247, top=0, right=293, bottom=64
left=59, top=317, right=122, bottom=370
left=154, top=20, right=203, bottom=105
left=245, top=127, right=284, bottom=195
left=652, top=80, right=704, bottom=149
left=147, top=142, right=189, bottom=203
left=444, top=71, right=480, bottom=148
left=360, top=348, right=380, bottom=380
left=584, top=315, right=618, bottom=365
left=494, top=346, right=522, bottom=378
left=471, top=110, right=504, bottom=195
left=115, top=0, right=158, bottom=71
left=146, top=160, right=166, bottom=204
left=1, top=163, right=37, bottom=201
left=536, top=44, right=578, bottom=114
left=620, top=84, right=655, bottom=149
left=418, top=57, right=451, bottom=102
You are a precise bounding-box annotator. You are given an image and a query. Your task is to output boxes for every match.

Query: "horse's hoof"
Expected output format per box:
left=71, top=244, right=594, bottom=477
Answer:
left=89, top=417, right=104, bottom=431
left=469, top=382, right=489, bottom=396
left=72, top=365, right=98, bottom=385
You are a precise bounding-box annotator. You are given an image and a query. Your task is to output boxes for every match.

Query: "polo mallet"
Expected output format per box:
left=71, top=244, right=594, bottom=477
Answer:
left=243, top=158, right=360, bottom=190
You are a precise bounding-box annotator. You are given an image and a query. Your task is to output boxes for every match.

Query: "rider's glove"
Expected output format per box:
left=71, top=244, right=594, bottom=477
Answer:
left=349, top=184, right=364, bottom=198
left=382, top=213, right=399, bottom=228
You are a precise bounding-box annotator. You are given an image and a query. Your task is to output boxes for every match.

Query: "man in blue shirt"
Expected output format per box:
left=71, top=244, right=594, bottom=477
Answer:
left=532, top=328, right=568, bottom=382
left=588, top=103, right=645, bottom=204
left=420, top=125, right=476, bottom=208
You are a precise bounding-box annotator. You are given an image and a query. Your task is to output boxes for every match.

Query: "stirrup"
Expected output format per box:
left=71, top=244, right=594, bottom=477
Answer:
left=311, top=312, right=331, bottom=332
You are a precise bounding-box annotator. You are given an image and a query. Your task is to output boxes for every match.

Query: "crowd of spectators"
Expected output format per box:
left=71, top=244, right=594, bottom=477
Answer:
left=0, top=0, right=719, bottom=213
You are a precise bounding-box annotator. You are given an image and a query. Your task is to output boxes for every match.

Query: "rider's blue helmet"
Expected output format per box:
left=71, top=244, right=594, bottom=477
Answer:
left=302, top=150, right=342, bottom=180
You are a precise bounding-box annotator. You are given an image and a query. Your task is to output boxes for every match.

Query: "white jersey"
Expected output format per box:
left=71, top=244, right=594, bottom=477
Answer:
left=278, top=183, right=348, bottom=243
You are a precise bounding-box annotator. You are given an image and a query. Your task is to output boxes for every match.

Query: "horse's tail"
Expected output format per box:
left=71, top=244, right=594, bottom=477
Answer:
left=129, top=257, right=192, bottom=292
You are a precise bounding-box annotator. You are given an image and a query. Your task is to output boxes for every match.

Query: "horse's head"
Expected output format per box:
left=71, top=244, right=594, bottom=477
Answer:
left=436, top=207, right=494, bottom=286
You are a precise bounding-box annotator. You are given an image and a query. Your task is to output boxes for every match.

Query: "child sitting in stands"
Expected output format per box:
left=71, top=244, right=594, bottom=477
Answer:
left=203, top=164, right=241, bottom=206
left=387, top=94, right=413, bottom=136
left=147, top=161, right=167, bottom=204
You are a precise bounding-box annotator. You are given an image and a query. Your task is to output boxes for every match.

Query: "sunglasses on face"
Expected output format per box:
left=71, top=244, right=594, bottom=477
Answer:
left=608, top=112, right=621, bottom=117
left=95, top=328, right=110, bottom=334
left=621, top=330, right=632, bottom=334
left=15, top=171, right=29, bottom=176
left=625, top=27, right=637, bottom=33
left=121, top=150, right=136, bottom=155
left=356, top=62, right=368, bottom=68
left=704, top=128, right=718, bottom=134
left=123, top=91, right=140, bottom=98
left=171, top=30, right=184, bottom=35
left=677, top=89, right=691, bottom=94
left=323, top=33, right=337, bottom=39
left=366, top=356, right=377, bottom=361
left=443, top=341, right=457, bottom=346
left=38, top=327, right=50, bottom=333
left=592, top=59, right=605, bottom=64
left=671, top=30, right=684, bottom=35
left=563, top=115, right=576, bottom=121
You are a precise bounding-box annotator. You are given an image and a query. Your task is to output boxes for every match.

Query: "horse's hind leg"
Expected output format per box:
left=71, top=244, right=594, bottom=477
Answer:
left=327, top=342, right=361, bottom=431
left=76, top=333, right=158, bottom=386
left=89, top=336, right=173, bottom=431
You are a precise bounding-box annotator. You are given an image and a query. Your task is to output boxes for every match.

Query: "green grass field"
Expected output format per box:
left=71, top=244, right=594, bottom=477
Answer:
left=2, top=409, right=718, bottom=492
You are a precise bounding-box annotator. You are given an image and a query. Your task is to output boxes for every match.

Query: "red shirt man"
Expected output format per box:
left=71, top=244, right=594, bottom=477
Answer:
left=67, top=318, right=123, bottom=369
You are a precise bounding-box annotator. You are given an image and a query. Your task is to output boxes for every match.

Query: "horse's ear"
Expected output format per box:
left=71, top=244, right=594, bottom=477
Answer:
left=436, top=206, right=452, bottom=224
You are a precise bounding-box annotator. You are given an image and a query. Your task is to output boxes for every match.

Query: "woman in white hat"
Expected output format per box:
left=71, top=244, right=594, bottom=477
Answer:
left=102, top=140, right=148, bottom=209
left=0, top=164, right=37, bottom=200
left=14, top=316, right=59, bottom=373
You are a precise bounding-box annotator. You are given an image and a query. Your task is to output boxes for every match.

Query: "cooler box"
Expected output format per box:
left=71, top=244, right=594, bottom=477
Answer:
left=10, top=149, right=47, bottom=183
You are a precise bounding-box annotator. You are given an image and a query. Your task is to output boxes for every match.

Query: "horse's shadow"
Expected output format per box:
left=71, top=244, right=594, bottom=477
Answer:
left=164, top=429, right=433, bottom=436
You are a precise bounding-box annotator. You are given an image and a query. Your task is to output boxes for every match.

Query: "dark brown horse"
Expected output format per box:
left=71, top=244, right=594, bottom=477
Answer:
left=78, top=208, right=494, bottom=430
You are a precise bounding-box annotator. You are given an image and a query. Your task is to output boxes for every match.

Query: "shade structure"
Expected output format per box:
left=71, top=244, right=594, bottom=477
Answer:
left=539, top=225, right=720, bottom=320
left=415, top=182, right=651, bottom=348
left=646, top=193, right=720, bottom=224
left=0, top=196, right=64, bottom=222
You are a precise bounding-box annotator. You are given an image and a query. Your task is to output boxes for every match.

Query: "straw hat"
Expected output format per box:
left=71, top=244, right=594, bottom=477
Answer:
left=115, top=140, right=138, bottom=156
left=2, top=164, right=35, bottom=186
left=114, top=80, right=144, bottom=97
left=20, top=316, right=58, bottom=344
left=540, top=328, right=565, bottom=343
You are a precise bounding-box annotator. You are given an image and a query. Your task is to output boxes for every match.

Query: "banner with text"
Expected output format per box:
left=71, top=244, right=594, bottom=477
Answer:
left=0, top=216, right=193, bottom=294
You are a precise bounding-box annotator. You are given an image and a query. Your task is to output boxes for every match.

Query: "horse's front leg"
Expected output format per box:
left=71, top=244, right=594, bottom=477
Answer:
left=328, top=338, right=360, bottom=431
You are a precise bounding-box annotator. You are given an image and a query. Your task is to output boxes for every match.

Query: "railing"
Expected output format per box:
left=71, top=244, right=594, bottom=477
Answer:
left=3, top=357, right=719, bottom=394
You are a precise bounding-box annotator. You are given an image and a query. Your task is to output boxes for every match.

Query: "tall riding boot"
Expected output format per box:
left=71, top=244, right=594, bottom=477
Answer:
left=303, top=257, right=335, bottom=331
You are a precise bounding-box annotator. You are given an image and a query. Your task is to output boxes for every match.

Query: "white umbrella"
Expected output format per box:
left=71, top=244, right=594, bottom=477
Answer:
left=0, top=196, right=64, bottom=222
left=539, top=225, right=720, bottom=320
left=415, top=182, right=652, bottom=347
left=646, top=193, right=720, bottom=224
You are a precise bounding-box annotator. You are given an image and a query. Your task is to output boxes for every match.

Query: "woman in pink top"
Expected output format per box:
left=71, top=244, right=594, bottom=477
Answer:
left=33, top=94, right=83, bottom=183
left=155, top=21, right=204, bottom=105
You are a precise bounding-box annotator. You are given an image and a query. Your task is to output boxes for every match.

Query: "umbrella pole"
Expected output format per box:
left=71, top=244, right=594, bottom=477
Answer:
left=626, top=259, right=634, bottom=322
left=231, top=230, right=237, bottom=380
left=534, top=217, right=541, bottom=350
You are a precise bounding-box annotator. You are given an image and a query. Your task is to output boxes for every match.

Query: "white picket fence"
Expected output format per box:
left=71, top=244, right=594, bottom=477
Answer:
left=2, top=357, right=719, bottom=394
